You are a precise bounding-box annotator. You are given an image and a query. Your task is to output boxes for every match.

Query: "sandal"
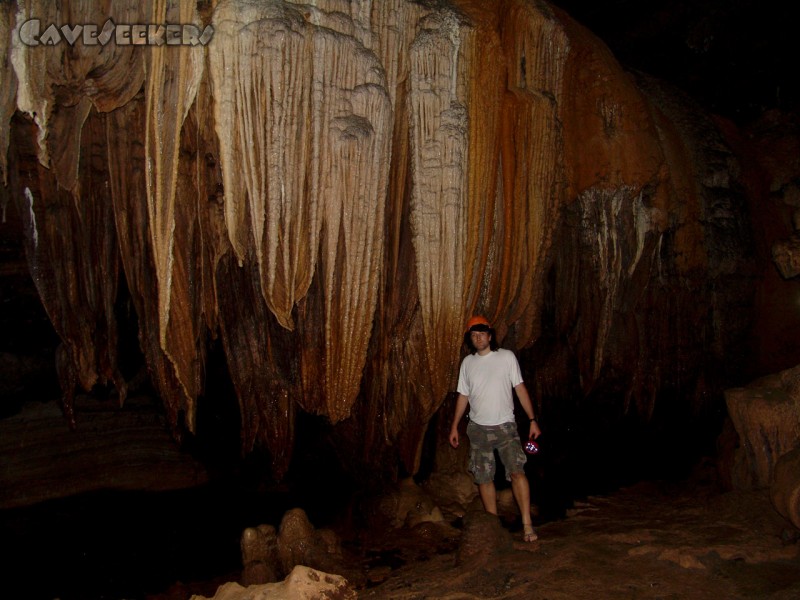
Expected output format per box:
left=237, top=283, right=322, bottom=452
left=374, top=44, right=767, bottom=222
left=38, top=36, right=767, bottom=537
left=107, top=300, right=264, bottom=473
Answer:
left=522, top=524, right=538, bottom=542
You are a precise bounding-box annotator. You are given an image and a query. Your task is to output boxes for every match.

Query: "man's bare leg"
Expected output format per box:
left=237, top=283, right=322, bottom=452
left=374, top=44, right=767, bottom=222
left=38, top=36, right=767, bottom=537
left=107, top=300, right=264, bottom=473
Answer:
left=478, top=481, right=498, bottom=514
left=511, top=471, right=537, bottom=541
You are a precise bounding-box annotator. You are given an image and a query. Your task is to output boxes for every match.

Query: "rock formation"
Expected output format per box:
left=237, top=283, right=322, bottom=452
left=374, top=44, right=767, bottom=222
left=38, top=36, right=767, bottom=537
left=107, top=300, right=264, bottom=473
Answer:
left=771, top=448, right=800, bottom=530
left=240, top=506, right=364, bottom=589
left=1, top=0, right=764, bottom=485
left=725, top=364, right=800, bottom=490
left=191, top=565, right=356, bottom=600
left=718, top=109, right=800, bottom=527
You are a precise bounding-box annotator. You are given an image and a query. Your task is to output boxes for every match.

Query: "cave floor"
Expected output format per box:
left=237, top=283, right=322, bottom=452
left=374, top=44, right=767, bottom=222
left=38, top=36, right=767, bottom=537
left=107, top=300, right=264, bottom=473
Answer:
left=159, top=475, right=800, bottom=600
left=4, top=393, right=800, bottom=599
left=353, top=479, right=800, bottom=600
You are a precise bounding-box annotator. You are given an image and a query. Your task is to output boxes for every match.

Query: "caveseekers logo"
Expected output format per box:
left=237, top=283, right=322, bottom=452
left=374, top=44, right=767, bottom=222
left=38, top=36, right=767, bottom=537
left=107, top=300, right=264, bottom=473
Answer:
left=17, top=19, right=214, bottom=47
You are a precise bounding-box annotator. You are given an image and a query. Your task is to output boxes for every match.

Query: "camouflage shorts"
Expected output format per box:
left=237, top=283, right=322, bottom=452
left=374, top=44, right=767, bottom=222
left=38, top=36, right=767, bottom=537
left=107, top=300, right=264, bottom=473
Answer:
left=466, top=420, right=527, bottom=485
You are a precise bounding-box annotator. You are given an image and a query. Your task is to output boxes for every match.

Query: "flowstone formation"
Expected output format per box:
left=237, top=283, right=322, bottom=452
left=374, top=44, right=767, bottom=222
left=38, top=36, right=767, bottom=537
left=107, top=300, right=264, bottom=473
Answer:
left=2, top=0, right=757, bottom=482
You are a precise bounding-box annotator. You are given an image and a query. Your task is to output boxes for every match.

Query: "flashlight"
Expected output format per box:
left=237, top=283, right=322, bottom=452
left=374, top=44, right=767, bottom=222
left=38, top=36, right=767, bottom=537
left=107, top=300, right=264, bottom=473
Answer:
left=524, top=438, right=540, bottom=455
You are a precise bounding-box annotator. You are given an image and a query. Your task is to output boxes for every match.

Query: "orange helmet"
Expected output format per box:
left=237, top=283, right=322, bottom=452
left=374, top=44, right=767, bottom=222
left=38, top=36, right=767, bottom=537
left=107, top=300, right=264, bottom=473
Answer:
left=465, top=315, right=491, bottom=332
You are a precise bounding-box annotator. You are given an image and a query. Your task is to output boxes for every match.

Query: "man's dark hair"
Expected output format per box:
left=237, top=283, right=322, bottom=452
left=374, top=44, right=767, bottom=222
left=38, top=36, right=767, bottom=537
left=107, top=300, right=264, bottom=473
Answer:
left=464, top=324, right=500, bottom=354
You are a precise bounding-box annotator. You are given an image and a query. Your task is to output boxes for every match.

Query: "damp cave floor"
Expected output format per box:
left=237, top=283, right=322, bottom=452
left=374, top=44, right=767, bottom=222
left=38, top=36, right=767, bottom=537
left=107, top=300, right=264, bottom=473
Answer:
left=161, top=474, right=800, bottom=600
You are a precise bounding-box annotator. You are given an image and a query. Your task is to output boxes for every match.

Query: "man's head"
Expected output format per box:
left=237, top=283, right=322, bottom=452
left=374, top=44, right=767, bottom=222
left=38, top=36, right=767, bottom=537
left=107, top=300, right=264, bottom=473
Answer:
left=464, top=315, right=499, bottom=354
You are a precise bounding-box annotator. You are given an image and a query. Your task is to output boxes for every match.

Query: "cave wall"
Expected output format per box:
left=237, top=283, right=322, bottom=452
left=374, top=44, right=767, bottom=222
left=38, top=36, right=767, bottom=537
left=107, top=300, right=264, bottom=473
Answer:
left=1, top=0, right=765, bottom=482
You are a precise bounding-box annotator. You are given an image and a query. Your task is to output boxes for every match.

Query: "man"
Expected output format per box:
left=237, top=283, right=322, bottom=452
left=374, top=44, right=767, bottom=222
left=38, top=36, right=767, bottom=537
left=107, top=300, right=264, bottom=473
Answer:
left=449, top=315, right=541, bottom=542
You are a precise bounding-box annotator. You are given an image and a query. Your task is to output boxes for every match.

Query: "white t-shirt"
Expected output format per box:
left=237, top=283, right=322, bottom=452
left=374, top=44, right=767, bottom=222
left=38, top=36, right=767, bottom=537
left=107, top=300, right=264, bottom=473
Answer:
left=456, top=348, right=524, bottom=426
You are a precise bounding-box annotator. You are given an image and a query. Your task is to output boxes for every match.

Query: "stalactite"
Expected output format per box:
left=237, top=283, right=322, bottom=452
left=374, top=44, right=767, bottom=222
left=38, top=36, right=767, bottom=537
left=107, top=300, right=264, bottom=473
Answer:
left=357, top=0, right=430, bottom=472
left=159, top=92, right=214, bottom=432
left=313, top=48, right=391, bottom=422
left=489, top=1, right=568, bottom=349
left=408, top=7, right=472, bottom=421
left=549, top=12, right=676, bottom=400
left=211, top=0, right=392, bottom=423
left=106, top=96, right=192, bottom=435
left=9, top=0, right=57, bottom=167
left=145, top=0, right=203, bottom=357
left=217, top=251, right=297, bottom=478
left=10, top=108, right=124, bottom=423
left=210, top=0, right=316, bottom=329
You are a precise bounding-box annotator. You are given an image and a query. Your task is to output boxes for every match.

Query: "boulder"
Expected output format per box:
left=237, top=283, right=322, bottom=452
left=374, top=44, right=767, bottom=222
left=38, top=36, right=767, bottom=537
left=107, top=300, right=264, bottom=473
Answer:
left=240, top=524, right=280, bottom=585
left=770, top=448, right=800, bottom=529
left=241, top=508, right=349, bottom=586
left=421, top=471, right=478, bottom=519
left=455, top=510, right=513, bottom=567
left=277, top=509, right=317, bottom=576
left=771, top=235, right=800, bottom=279
left=724, top=364, right=800, bottom=488
left=375, top=477, right=443, bottom=529
left=190, top=565, right=356, bottom=600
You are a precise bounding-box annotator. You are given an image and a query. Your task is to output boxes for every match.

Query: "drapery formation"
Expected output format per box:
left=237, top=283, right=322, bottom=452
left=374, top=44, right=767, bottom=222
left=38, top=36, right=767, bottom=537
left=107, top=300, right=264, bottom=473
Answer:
left=3, top=0, right=756, bottom=478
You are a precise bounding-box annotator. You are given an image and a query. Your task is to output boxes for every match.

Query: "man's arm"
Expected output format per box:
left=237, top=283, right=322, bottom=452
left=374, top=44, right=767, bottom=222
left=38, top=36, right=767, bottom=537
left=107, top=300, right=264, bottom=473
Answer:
left=449, top=393, right=469, bottom=448
left=515, top=382, right=542, bottom=439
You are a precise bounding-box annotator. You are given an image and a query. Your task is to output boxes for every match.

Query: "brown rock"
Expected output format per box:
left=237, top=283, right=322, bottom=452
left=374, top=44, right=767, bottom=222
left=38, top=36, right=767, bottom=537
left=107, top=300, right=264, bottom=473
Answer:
left=770, top=447, right=800, bottom=529
left=376, top=477, right=442, bottom=529
left=772, top=235, right=800, bottom=279
left=456, top=510, right=513, bottom=567
left=273, top=508, right=361, bottom=587
left=277, top=508, right=316, bottom=575
left=421, top=471, right=478, bottom=516
left=241, top=524, right=280, bottom=585
left=190, top=565, right=356, bottom=600
left=725, top=364, right=800, bottom=488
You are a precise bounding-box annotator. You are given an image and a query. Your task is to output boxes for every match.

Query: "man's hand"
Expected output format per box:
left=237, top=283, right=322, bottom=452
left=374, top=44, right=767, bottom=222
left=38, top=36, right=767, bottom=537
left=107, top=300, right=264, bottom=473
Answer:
left=449, top=394, right=469, bottom=449
left=529, top=420, right=542, bottom=439
left=449, top=428, right=460, bottom=448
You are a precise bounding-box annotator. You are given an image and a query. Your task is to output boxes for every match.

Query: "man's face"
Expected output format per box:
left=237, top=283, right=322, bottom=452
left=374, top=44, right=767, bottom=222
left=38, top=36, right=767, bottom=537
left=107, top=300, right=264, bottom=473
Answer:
left=470, top=330, right=491, bottom=353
